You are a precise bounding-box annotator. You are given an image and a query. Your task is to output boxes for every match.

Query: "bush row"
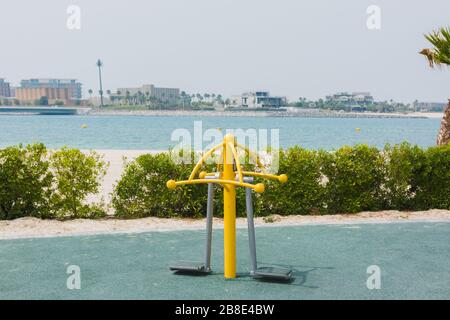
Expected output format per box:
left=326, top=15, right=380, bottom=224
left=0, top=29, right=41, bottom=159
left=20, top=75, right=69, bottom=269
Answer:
left=1, top=143, right=449, bottom=220
left=0, top=144, right=107, bottom=220
left=113, top=143, right=450, bottom=218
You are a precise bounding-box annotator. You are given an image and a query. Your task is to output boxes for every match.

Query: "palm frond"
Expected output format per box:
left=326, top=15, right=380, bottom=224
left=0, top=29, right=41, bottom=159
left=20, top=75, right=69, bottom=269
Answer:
left=421, top=26, right=450, bottom=68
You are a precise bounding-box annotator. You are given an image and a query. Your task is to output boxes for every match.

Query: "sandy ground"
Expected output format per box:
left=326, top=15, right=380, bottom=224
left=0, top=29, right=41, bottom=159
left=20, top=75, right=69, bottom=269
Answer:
left=0, top=209, right=449, bottom=240
left=85, top=149, right=154, bottom=206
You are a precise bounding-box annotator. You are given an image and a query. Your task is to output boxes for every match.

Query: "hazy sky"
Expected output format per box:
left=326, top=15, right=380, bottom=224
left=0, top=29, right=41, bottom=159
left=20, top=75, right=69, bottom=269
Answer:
left=1, top=0, right=449, bottom=102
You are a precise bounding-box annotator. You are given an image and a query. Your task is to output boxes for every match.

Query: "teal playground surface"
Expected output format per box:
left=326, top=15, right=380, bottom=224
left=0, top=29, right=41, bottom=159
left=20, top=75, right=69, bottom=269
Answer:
left=1, top=222, right=450, bottom=299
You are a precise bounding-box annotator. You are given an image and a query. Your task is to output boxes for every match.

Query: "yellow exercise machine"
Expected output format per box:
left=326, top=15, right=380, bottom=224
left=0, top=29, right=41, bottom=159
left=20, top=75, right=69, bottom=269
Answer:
left=167, top=133, right=292, bottom=281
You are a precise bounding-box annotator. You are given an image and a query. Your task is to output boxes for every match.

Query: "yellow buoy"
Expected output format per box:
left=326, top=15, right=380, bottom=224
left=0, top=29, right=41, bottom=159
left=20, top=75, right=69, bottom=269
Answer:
left=81, top=124, right=88, bottom=129
left=355, top=127, right=361, bottom=132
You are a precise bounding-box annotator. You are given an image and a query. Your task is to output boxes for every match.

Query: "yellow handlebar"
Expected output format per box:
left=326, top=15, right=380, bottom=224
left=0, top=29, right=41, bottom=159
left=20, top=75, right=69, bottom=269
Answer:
left=166, top=134, right=287, bottom=194
left=167, top=178, right=266, bottom=193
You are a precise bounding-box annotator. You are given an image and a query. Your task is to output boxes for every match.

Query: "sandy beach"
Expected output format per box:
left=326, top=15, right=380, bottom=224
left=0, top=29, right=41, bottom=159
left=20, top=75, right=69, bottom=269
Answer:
left=86, top=149, right=154, bottom=206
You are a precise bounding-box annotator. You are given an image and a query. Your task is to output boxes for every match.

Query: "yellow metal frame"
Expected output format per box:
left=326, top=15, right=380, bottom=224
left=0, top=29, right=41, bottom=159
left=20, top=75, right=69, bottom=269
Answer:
left=166, top=133, right=287, bottom=279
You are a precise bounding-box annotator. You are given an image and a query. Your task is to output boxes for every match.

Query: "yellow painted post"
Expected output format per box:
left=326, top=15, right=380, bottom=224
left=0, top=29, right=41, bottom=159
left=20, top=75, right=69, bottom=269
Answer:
left=166, top=132, right=287, bottom=279
left=223, top=134, right=236, bottom=278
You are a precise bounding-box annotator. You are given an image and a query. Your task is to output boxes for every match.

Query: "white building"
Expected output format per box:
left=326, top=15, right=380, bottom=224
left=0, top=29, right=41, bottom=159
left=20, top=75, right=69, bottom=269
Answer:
left=326, top=92, right=374, bottom=105
left=229, top=91, right=286, bottom=108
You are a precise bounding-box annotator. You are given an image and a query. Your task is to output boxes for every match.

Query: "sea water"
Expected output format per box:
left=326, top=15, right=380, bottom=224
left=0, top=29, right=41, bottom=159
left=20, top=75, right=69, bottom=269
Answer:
left=0, top=115, right=441, bottom=150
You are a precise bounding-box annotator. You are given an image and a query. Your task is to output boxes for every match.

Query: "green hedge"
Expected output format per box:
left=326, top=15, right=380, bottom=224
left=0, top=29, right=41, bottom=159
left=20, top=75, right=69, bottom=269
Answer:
left=0, top=144, right=53, bottom=220
left=0, top=144, right=107, bottom=220
left=321, top=145, right=386, bottom=213
left=1, top=143, right=449, bottom=220
left=113, top=143, right=450, bottom=218
left=258, top=147, right=325, bottom=216
left=112, top=152, right=209, bottom=218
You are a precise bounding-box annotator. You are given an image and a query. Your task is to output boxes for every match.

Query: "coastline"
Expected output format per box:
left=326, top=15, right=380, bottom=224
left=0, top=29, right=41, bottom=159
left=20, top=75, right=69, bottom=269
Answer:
left=0, top=106, right=443, bottom=119
left=86, top=108, right=443, bottom=119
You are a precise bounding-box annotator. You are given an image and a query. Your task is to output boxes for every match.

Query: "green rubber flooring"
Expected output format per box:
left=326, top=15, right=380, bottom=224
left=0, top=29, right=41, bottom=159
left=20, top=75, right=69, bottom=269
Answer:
left=1, top=222, right=449, bottom=299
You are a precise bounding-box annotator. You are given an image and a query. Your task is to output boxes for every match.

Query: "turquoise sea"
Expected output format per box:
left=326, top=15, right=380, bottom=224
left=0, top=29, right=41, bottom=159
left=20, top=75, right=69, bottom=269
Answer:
left=0, top=115, right=441, bottom=150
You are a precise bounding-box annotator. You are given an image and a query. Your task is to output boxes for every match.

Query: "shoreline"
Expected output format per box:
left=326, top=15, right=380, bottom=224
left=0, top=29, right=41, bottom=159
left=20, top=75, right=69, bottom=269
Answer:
left=86, top=109, right=443, bottom=119
left=1, top=209, right=449, bottom=240
left=87, top=149, right=153, bottom=206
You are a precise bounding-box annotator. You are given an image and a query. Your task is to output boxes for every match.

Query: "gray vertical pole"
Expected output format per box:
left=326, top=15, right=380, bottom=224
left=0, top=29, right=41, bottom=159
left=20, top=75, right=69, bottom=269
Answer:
left=205, top=183, right=214, bottom=271
left=246, top=187, right=258, bottom=274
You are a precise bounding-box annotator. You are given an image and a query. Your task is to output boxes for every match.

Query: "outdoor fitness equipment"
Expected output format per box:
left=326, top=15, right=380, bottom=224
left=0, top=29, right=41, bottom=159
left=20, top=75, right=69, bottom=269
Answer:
left=166, top=134, right=292, bottom=280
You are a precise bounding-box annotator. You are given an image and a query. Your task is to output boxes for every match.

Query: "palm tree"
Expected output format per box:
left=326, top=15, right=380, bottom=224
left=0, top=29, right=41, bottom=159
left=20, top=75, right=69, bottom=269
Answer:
left=96, top=59, right=104, bottom=107
left=137, top=91, right=144, bottom=105
left=420, top=26, right=450, bottom=145
left=87, top=89, right=93, bottom=107
left=145, top=92, right=150, bottom=106
left=180, top=91, right=188, bottom=110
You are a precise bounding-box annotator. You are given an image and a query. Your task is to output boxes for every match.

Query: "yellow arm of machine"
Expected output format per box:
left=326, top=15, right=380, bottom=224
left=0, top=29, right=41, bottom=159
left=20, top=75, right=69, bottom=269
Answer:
left=166, top=136, right=288, bottom=194
left=167, top=178, right=265, bottom=193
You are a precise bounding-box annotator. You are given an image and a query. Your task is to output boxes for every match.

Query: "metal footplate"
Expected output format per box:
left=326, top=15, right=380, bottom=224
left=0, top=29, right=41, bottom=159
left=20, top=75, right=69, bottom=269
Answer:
left=169, top=261, right=211, bottom=274
left=169, top=180, right=215, bottom=276
left=169, top=171, right=293, bottom=282
left=246, top=185, right=293, bottom=282
left=253, top=266, right=293, bottom=281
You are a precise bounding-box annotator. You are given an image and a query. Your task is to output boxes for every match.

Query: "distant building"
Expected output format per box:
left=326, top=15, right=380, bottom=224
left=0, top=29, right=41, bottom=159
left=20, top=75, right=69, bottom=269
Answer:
left=115, top=84, right=180, bottom=105
left=9, top=86, right=16, bottom=98
left=414, top=101, right=447, bottom=112
left=20, top=79, right=82, bottom=100
left=229, top=91, right=286, bottom=108
left=0, top=78, right=11, bottom=97
left=15, top=87, right=71, bottom=105
left=326, top=92, right=374, bottom=105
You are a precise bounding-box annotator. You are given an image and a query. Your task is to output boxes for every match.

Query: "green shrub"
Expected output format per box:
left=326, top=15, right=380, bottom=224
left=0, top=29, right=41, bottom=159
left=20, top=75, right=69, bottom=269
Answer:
left=1, top=142, right=448, bottom=220
left=413, top=144, right=450, bottom=210
left=112, top=151, right=256, bottom=218
left=321, top=145, right=386, bottom=213
left=383, top=143, right=450, bottom=210
left=112, top=152, right=208, bottom=218
left=50, top=147, right=107, bottom=219
left=112, top=144, right=450, bottom=218
left=259, top=147, right=325, bottom=215
left=0, top=144, right=53, bottom=220
left=383, top=143, right=425, bottom=210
